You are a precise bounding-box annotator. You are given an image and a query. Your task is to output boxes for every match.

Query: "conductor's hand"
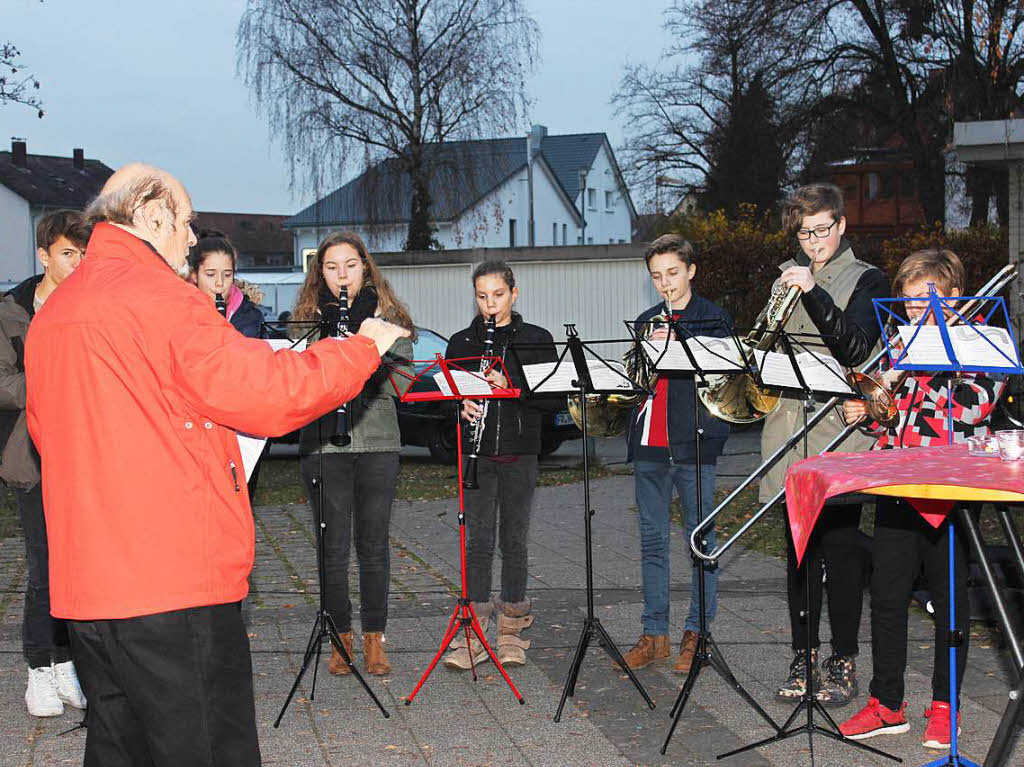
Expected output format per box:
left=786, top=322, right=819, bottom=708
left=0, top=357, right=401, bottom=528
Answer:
left=780, top=266, right=815, bottom=294
left=484, top=368, right=508, bottom=390
left=842, top=399, right=868, bottom=426
left=461, top=399, right=483, bottom=422
left=356, top=317, right=410, bottom=356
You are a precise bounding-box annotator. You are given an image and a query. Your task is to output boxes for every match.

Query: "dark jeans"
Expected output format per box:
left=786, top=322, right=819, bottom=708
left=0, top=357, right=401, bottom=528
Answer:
left=17, top=483, right=71, bottom=668
left=68, top=603, right=260, bottom=767
left=465, top=455, right=538, bottom=604
left=785, top=501, right=864, bottom=657
left=301, top=451, right=398, bottom=632
left=869, top=498, right=970, bottom=710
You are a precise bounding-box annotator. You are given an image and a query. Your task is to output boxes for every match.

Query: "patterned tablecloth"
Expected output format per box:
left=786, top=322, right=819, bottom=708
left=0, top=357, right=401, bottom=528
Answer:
left=784, top=444, right=1024, bottom=564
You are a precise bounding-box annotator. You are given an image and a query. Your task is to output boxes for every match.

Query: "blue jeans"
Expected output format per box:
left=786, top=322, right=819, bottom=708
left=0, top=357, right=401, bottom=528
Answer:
left=634, top=460, right=717, bottom=635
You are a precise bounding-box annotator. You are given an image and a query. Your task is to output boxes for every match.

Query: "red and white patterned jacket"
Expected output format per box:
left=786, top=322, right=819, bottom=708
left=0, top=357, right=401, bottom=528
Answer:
left=869, top=367, right=1004, bottom=449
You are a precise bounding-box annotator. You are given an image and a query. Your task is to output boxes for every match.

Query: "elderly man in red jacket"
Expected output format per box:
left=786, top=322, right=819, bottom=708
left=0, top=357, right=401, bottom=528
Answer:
left=25, top=164, right=408, bottom=767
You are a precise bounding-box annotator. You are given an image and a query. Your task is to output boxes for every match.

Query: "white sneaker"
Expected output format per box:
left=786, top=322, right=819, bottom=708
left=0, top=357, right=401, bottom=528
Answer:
left=25, top=666, right=63, bottom=717
left=52, top=660, right=87, bottom=709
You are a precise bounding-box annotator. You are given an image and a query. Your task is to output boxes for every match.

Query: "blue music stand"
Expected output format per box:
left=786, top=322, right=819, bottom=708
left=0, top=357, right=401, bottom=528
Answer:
left=873, top=286, right=1024, bottom=767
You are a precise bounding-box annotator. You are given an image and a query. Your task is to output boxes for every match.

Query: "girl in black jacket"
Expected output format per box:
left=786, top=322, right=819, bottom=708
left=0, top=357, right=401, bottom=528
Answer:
left=443, top=261, right=558, bottom=670
left=188, top=230, right=265, bottom=338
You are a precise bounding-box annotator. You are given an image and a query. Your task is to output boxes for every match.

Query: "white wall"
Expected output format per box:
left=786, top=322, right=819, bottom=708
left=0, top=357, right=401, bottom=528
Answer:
left=575, top=142, right=632, bottom=246
left=240, top=256, right=663, bottom=352
left=0, top=186, right=34, bottom=282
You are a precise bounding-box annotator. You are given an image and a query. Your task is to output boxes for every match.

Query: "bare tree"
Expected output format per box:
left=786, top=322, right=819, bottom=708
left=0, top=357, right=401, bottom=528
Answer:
left=1, top=42, right=43, bottom=118
left=613, top=0, right=816, bottom=212
left=237, top=0, right=538, bottom=250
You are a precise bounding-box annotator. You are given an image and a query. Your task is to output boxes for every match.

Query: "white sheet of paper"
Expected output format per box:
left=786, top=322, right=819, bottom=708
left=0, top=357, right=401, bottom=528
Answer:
left=896, top=325, right=952, bottom=367
left=523, top=359, right=635, bottom=394
left=950, top=325, right=1020, bottom=368
left=752, top=350, right=852, bottom=394
left=234, top=338, right=309, bottom=481
left=432, top=369, right=493, bottom=397
left=641, top=336, right=744, bottom=372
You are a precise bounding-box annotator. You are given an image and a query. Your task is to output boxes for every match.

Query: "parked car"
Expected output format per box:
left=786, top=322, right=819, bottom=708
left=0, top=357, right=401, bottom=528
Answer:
left=397, top=327, right=581, bottom=463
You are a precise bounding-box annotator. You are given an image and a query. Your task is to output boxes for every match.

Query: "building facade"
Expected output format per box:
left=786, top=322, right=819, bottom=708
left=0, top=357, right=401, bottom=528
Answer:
left=285, top=126, right=636, bottom=262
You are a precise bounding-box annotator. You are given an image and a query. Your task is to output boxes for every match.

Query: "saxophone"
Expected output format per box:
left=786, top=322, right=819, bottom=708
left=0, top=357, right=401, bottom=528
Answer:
left=697, top=282, right=802, bottom=423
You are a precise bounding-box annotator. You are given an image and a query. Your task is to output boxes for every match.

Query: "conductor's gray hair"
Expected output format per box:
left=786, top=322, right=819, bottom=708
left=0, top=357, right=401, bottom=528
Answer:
left=85, top=174, right=179, bottom=226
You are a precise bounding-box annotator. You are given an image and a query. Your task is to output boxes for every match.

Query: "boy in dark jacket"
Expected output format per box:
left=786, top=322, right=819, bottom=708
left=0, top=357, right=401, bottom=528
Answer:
left=623, top=234, right=732, bottom=673
left=3, top=210, right=90, bottom=716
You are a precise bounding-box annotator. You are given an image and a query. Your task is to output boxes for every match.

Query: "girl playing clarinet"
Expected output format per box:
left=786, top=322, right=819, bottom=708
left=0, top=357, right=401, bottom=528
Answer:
left=293, top=232, right=415, bottom=676
left=443, top=261, right=558, bottom=669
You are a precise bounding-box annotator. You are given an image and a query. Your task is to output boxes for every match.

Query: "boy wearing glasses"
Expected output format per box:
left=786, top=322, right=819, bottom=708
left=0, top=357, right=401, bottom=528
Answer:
left=761, top=183, right=888, bottom=706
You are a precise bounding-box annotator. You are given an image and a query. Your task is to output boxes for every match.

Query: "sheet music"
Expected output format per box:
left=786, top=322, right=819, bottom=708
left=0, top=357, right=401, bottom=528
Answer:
left=641, top=336, right=744, bottom=372
left=233, top=338, right=309, bottom=482
left=752, top=350, right=852, bottom=394
left=896, top=324, right=1019, bottom=369
left=432, top=369, right=493, bottom=397
left=523, top=359, right=635, bottom=394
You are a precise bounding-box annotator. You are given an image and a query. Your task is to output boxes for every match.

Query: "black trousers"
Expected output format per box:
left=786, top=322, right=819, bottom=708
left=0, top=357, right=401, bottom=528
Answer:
left=300, top=451, right=399, bottom=632
left=785, top=501, right=865, bottom=656
left=17, top=483, right=71, bottom=668
left=68, top=603, right=260, bottom=767
left=869, top=498, right=970, bottom=710
left=465, top=455, right=538, bottom=605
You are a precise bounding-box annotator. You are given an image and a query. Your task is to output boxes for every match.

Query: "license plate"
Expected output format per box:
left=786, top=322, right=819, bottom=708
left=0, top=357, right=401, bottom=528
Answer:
left=554, top=411, right=574, bottom=426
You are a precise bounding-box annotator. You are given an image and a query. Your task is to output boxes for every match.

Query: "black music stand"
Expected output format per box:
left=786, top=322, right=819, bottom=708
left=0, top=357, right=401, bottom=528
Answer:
left=718, top=328, right=899, bottom=764
left=395, top=353, right=526, bottom=705
left=274, top=324, right=390, bottom=726
left=515, top=325, right=656, bottom=722
left=636, top=319, right=782, bottom=753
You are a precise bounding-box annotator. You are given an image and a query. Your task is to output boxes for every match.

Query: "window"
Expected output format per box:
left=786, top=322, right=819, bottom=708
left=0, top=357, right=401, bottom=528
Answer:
left=609, top=238, right=614, bottom=244
left=553, top=223, right=558, bottom=245
left=509, top=219, right=517, bottom=248
left=587, top=188, right=597, bottom=209
left=562, top=224, right=567, bottom=245
left=605, top=191, right=614, bottom=210
left=577, top=235, right=583, bottom=245
left=587, top=236, right=593, bottom=245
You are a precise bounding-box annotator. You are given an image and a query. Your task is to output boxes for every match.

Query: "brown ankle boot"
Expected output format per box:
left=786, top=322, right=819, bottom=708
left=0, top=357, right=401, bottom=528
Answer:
left=363, top=632, right=391, bottom=675
left=673, top=630, right=699, bottom=674
left=328, top=631, right=354, bottom=675
left=621, top=634, right=670, bottom=670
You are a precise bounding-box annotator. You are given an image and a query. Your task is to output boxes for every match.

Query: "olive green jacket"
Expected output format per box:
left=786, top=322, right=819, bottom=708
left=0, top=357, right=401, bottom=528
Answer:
left=299, top=335, right=415, bottom=454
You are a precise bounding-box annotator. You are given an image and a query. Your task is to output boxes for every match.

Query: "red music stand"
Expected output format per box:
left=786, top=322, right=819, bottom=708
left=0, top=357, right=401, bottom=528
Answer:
left=386, top=353, right=526, bottom=705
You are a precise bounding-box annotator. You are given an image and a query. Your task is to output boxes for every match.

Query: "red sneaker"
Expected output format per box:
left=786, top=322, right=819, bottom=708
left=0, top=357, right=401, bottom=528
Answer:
left=923, top=701, right=962, bottom=749
left=839, top=697, right=910, bottom=740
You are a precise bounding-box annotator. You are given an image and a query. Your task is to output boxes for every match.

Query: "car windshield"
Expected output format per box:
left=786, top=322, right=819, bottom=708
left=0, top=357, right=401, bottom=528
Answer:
left=411, top=327, right=449, bottom=373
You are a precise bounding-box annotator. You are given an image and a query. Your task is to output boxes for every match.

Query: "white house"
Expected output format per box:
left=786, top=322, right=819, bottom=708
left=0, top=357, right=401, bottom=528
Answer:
left=284, top=126, right=637, bottom=261
left=0, top=140, right=113, bottom=283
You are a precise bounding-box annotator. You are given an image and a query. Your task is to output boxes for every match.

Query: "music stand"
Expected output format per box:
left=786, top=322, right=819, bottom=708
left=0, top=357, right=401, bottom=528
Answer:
left=636, top=320, right=782, bottom=753
left=717, top=327, right=900, bottom=764
left=873, top=286, right=1024, bottom=767
left=395, top=353, right=527, bottom=705
left=514, top=324, right=656, bottom=722
left=274, top=325, right=390, bottom=726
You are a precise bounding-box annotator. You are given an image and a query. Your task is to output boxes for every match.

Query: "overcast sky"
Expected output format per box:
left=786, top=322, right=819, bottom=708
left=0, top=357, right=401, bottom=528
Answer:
left=4, top=0, right=674, bottom=214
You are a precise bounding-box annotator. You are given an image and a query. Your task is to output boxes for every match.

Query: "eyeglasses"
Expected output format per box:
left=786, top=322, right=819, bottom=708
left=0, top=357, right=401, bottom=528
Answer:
left=795, top=220, right=838, bottom=240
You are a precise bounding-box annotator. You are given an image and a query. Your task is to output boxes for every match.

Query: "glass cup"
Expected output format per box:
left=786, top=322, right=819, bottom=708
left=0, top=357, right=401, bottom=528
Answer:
left=968, top=434, right=1000, bottom=457
left=995, top=430, right=1024, bottom=462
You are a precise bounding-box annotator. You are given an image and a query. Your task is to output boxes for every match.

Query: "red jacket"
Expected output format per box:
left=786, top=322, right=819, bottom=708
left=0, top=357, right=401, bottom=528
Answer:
left=26, top=224, right=381, bottom=620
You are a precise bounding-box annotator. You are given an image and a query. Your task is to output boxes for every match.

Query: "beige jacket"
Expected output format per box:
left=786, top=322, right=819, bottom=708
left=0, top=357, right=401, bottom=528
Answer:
left=758, top=244, right=881, bottom=503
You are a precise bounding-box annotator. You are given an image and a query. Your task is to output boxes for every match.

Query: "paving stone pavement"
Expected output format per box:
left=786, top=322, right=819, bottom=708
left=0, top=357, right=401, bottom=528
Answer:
left=1, top=433, right=1023, bottom=765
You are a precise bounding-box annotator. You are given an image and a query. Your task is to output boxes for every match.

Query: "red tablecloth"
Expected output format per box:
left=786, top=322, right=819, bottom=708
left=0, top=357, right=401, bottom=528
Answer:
left=785, top=445, right=1024, bottom=564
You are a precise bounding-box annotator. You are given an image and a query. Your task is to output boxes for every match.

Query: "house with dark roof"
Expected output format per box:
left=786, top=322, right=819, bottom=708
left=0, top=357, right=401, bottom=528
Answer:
left=0, top=139, right=114, bottom=282
left=285, top=125, right=636, bottom=259
left=194, top=211, right=292, bottom=269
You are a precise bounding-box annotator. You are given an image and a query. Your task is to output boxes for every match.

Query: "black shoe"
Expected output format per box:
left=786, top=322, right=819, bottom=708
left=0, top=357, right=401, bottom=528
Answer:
left=776, top=648, right=819, bottom=702
left=818, top=654, right=858, bottom=707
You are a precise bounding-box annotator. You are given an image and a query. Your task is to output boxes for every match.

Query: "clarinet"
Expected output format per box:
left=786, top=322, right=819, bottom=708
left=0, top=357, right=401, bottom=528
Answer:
left=328, top=286, right=352, bottom=447
left=215, top=292, right=227, bottom=317
left=463, top=314, right=497, bottom=490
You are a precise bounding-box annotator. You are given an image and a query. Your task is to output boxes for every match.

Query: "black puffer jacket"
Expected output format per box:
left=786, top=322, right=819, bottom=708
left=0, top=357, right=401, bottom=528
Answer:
left=445, top=313, right=560, bottom=456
